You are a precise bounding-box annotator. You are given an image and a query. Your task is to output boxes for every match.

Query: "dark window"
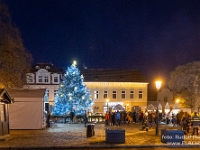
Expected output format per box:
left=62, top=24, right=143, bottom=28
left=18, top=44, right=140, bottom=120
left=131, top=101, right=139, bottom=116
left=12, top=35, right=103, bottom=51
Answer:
left=112, top=91, right=117, bottom=99
left=103, top=91, right=108, bottom=99
left=121, top=91, right=125, bottom=99
left=130, top=90, right=134, bottom=99
left=139, top=90, right=143, bottom=99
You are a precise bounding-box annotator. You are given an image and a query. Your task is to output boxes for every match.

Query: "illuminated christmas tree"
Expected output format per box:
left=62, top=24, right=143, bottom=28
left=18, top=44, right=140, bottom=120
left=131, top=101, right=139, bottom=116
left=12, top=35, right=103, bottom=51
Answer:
left=52, top=61, right=94, bottom=116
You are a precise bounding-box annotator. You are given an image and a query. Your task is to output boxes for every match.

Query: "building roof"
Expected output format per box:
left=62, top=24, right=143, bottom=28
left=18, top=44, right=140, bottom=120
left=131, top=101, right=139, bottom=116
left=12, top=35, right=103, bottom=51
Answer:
left=80, top=69, right=148, bottom=82
left=6, top=88, right=46, bottom=98
left=29, top=63, right=64, bottom=73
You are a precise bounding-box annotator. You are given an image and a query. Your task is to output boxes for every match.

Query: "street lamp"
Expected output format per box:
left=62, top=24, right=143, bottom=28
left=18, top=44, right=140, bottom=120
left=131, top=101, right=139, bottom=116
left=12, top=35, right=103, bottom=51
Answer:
left=106, top=99, right=109, bottom=111
left=126, top=103, right=129, bottom=111
left=155, top=80, right=162, bottom=136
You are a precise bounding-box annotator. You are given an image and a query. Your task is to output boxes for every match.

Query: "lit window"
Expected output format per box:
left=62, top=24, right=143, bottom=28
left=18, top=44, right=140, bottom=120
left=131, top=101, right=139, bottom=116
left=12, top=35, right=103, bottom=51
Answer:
left=112, top=91, right=117, bottom=99
left=103, top=91, right=108, bottom=99
left=94, top=90, right=99, bottom=99
left=38, top=76, right=42, bottom=82
left=121, top=91, right=125, bottom=99
left=130, top=90, right=134, bottom=99
left=139, top=90, right=143, bottom=99
left=44, top=76, right=49, bottom=82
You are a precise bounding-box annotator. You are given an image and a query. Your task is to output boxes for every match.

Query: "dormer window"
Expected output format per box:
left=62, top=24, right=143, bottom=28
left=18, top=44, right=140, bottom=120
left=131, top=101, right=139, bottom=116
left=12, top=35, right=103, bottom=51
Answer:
left=35, top=66, right=40, bottom=69
left=46, top=66, right=50, bottom=69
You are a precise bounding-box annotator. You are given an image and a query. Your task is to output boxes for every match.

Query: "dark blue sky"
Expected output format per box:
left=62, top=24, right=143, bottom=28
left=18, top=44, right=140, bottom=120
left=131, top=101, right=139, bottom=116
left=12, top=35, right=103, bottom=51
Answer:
left=4, top=0, right=200, bottom=86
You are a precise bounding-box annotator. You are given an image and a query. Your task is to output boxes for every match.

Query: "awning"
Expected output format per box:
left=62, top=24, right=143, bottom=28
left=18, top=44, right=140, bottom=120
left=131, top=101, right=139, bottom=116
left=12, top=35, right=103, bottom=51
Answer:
left=113, top=104, right=125, bottom=110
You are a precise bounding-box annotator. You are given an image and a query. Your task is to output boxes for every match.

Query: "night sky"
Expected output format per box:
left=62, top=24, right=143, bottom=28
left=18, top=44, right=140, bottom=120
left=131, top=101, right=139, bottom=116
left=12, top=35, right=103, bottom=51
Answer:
left=4, top=0, right=200, bottom=87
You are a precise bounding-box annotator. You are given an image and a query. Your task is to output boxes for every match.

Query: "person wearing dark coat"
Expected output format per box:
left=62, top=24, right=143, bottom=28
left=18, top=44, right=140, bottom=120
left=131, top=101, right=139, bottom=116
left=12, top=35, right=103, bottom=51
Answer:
left=46, top=111, right=51, bottom=128
left=112, top=112, right=116, bottom=126
left=191, top=112, right=200, bottom=136
left=70, top=110, right=75, bottom=124
left=83, top=110, right=88, bottom=127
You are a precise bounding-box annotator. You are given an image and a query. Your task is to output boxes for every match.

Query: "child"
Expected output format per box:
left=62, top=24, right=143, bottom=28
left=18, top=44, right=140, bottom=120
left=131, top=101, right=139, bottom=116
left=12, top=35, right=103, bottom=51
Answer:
left=126, top=113, right=132, bottom=125
left=142, top=113, right=149, bottom=131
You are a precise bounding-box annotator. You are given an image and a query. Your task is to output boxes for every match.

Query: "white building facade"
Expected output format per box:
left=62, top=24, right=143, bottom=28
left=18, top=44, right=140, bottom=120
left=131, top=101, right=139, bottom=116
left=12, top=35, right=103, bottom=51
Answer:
left=24, top=63, right=64, bottom=111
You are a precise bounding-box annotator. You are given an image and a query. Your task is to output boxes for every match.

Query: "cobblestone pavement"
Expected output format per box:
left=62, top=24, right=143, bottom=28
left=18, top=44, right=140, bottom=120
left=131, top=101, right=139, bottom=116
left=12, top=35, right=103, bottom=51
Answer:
left=0, top=122, right=200, bottom=149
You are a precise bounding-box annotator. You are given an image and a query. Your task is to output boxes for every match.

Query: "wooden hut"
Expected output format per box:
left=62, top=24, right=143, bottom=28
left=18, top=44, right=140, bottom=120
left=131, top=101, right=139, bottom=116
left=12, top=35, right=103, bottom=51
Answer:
left=0, top=89, right=14, bottom=139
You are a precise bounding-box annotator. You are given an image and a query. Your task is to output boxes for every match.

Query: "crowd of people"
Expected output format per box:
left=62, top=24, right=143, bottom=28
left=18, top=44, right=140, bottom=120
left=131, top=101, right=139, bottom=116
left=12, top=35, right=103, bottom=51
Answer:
left=164, top=110, right=200, bottom=135
left=104, top=110, right=146, bottom=127
left=45, top=109, right=200, bottom=136
left=104, top=109, right=200, bottom=135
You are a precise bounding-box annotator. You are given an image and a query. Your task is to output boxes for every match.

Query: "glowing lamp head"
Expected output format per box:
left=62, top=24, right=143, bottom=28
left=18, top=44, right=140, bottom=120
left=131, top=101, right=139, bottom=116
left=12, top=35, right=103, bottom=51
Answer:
left=72, top=60, right=77, bottom=66
left=155, top=81, right=162, bottom=91
left=106, top=99, right=109, bottom=103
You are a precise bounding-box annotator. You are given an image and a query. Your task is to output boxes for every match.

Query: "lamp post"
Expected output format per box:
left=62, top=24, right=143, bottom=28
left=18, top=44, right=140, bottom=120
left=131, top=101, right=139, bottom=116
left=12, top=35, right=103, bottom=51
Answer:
left=155, top=81, right=162, bottom=136
left=106, top=99, right=109, bottom=111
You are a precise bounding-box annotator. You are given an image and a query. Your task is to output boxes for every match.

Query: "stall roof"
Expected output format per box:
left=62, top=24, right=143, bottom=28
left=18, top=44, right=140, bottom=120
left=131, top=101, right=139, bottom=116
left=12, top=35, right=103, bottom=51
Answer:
left=0, top=89, right=14, bottom=104
left=6, top=89, right=46, bottom=98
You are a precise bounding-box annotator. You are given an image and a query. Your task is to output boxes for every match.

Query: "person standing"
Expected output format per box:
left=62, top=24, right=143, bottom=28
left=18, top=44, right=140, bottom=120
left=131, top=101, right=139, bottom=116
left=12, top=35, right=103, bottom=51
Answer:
left=105, top=111, right=110, bottom=126
left=191, top=112, right=200, bottom=136
left=63, top=113, right=67, bottom=124
left=70, top=110, right=75, bottom=124
left=115, top=110, right=121, bottom=126
left=109, top=111, right=112, bottom=126
left=112, top=112, right=116, bottom=126
left=126, top=113, right=132, bottom=125
left=166, top=111, right=171, bottom=124
left=83, top=110, right=88, bottom=127
left=140, top=111, right=144, bottom=124
left=46, top=111, right=51, bottom=128
left=148, top=112, right=153, bottom=129
left=132, top=111, right=136, bottom=123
